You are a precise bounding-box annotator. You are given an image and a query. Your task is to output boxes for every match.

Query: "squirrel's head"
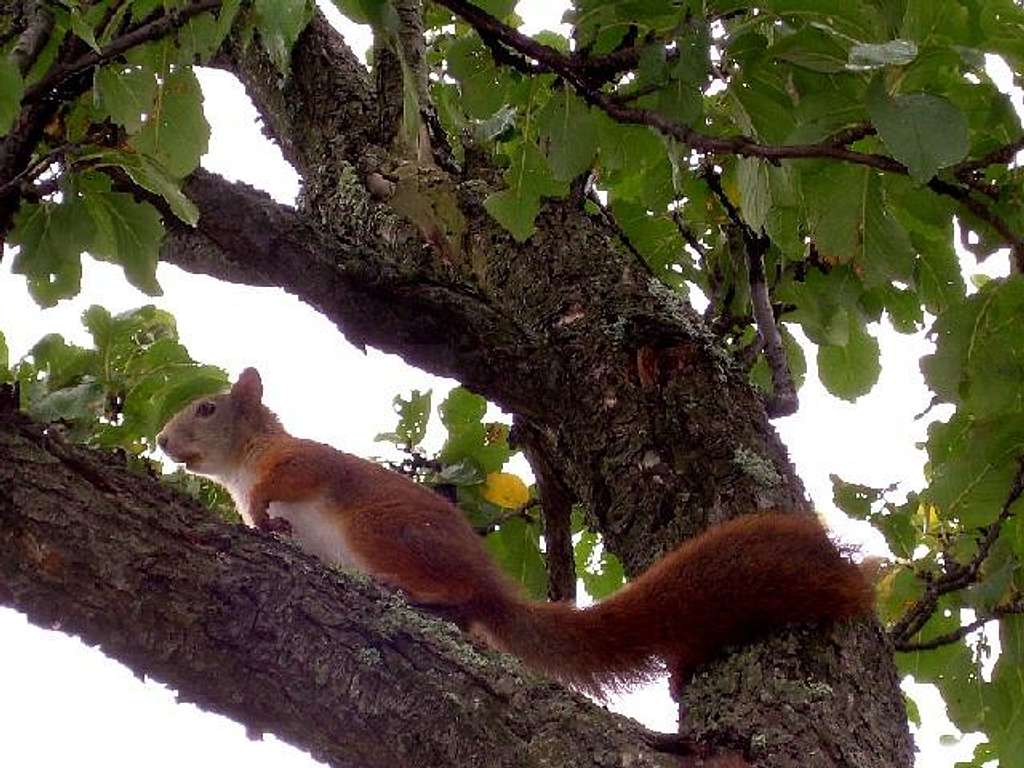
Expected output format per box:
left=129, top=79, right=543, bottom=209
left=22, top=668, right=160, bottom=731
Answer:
left=157, top=367, right=279, bottom=477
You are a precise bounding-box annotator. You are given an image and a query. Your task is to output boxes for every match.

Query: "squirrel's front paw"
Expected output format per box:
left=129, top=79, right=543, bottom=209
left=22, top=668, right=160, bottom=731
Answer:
left=259, top=516, right=293, bottom=535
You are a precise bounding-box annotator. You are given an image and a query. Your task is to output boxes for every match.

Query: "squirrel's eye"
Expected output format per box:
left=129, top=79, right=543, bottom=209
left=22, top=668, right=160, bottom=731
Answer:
left=195, top=401, right=216, bottom=418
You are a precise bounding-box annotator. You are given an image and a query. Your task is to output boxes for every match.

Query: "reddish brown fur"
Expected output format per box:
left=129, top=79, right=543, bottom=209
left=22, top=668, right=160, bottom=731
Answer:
left=160, top=369, right=875, bottom=696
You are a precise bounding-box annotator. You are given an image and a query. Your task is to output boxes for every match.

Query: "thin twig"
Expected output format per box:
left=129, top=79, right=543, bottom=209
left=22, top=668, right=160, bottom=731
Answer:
left=472, top=498, right=541, bottom=536
left=670, top=208, right=707, bottom=259
left=702, top=168, right=797, bottom=417
left=23, top=0, right=222, bottom=102
left=928, top=177, right=1024, bottom=271
left=894, top=598, right=1024, bottom=652
left=822, top=122, right=876, bottom=147
left=890, top=458, right=1024, bottom=646
left=434, top=0, right=1024, bottom=259
left=0, top=141, right=73, bottom=198
left=953, top=136, right=1024, bottom=178
left=514, top=419, right=577, bottom=602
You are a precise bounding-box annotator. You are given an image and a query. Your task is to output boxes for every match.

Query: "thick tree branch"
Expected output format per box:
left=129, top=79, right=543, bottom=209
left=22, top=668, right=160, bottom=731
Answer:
left=153, top=170, right=555, bottom=421
left=0, top=406, right=676, bottom=768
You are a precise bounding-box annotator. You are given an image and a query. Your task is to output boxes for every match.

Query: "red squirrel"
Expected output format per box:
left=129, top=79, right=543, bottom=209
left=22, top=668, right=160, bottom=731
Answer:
left=157, top=368, right=874, bottom=695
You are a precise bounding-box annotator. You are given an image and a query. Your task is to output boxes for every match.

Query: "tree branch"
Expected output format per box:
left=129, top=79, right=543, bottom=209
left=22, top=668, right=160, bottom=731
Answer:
left=893, top=598, right=1024, bottom=653
left=22, top=0, right=222, bottom=103
left=515, top=419, right=578, bottom=602
left=433, top=0, right=1024, bottom=260
left=7, top=0, right=53, bottom=77
left=0, top=405, right=676, bottom=768
left=702, top=168, right=797, bottom=417
left=890, top=458, right=1024, bottom=647
left=952, top=136, right=1024, bottom=178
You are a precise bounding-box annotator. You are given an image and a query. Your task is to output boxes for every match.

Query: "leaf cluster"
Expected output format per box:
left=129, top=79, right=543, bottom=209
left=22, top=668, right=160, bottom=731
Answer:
left=832, top=278, right=1024, bottom=767
left=1, top=0, right=311, bottom=306
left=375, top=386, right=624, bottom=601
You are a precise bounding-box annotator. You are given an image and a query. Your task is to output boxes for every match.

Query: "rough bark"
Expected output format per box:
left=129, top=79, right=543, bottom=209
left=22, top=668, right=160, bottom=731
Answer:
left=0, top=6, right=916, bottom=767
left=0, top=406, right=675, bottom=768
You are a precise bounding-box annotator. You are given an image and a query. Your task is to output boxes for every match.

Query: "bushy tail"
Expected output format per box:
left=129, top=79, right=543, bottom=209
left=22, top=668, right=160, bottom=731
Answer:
left=474, top=514, right=874, bottom=696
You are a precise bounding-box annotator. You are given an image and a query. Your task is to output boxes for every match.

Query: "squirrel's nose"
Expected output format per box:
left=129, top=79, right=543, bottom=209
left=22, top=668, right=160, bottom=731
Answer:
left=157, top=432, right=169, bottom=451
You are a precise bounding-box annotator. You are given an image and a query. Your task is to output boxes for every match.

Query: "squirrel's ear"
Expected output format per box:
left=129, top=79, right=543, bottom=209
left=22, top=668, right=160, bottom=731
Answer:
left=231, top=367, right=263, bottom=405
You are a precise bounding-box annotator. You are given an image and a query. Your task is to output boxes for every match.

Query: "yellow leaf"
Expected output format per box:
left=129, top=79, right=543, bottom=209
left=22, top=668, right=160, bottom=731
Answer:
left=482, top=472, right=530, bottom=509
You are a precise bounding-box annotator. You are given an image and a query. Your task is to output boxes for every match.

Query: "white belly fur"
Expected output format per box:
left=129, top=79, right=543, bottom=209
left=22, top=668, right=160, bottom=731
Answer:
left=268, top=498, right=361, bottom=569
left=217, top=468, right=358, bottom=569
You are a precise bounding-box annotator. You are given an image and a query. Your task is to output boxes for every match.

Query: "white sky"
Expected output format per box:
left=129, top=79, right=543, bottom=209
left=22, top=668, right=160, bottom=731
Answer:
left=1, top=2, right=1019, bottom=766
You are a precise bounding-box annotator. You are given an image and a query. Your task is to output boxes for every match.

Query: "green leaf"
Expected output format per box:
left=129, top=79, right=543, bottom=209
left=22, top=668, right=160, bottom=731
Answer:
left=29, top=379, right=106, bottom=427
left=438, top=388, right=511, bottom=474
left=817, top=319, right=881, bottom=400
left=484, top=142, right=567, bottom=241
left=776, top=266, right=863, bottom=347
left=83, top=304, right=175, bottom=373
left=879, top=284, right=924, bottom=333
left=868, top=85, right=970, bottom=183
left=904, top=693, right=921, bottom=727
left=0, top=58, right=24, bottom=137
left=440, top=387, right=487, bottom=427
left=472, top=105, right=517, bottom=143
left=769, top=26, right=848, bottom=73
left=9, top=198, right=94, bottom=307
left=537, top=88, right=598, bottom=181
left=848, top=40, right=918, bottom=70
left=574, top=530, right=626, bottom=599
left=914, top=232, right=963, bottom=314
left=831, top=475, right=883, bottom=520
left=253, top=0, right=314, bottom=74
left=610, top=200, right=687, bottom=276
left=65, top=4, right=100, bottom=52
left=925, top=413, right=1024, bottom=528
left=330, top=0, right=388, bottom=27
left=88, top=148, right=199, bottom=226
left=129, top=67, right=210, bottom=178
left=94, top=63, right=159, bottom=133
left=473, top=0, right=516, bottom=17
left=900, top=0, right=970, bottom=47
left=174, top=0, right=242, bottom=63
left=802, top=164, right=915, bottom=286
left=446, top=36, right=512, bottom=119
left=922, top=279, right=1024, bottom=417
left=436, top=459, right=486, bottom=486
left=484, top=517, right=547, bottom=599
left=736, top=157, right=772, bottom=231
left=26, top=333, right=98, bottom=389
left=375, top=389, right=432, bottom=448
left=987, top=617, right=1024, bottom=764
left=79, top=175, right=164, bottom=295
